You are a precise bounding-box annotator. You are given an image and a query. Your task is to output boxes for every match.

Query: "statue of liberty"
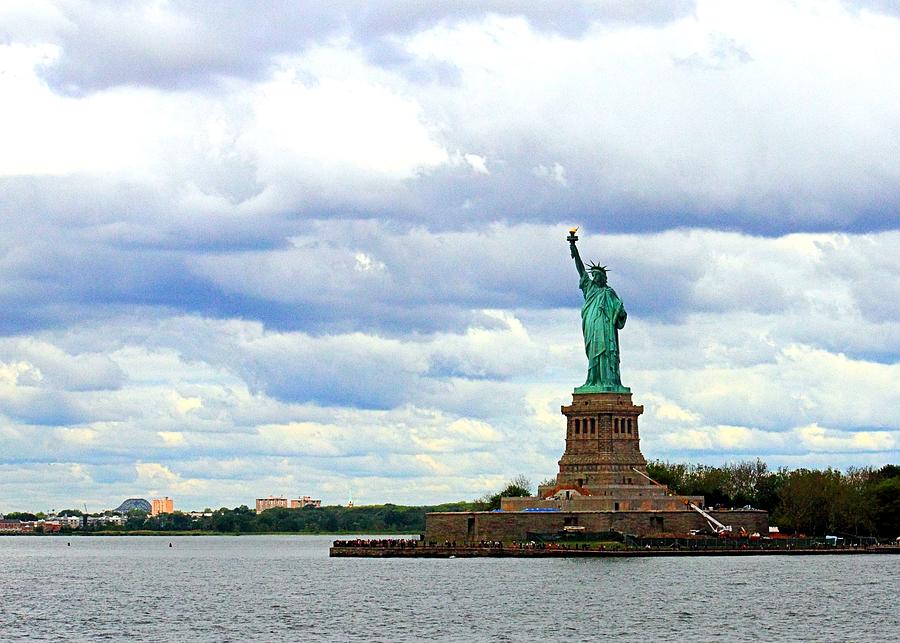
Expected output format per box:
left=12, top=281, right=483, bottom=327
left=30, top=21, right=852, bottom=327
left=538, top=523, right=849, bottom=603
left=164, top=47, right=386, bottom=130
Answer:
left=568, top=228, right=629, bottom=393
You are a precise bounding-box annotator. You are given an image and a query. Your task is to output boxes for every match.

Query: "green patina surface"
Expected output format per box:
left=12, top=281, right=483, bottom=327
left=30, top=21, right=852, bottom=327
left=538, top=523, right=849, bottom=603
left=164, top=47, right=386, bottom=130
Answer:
left=569, top=231, right=630, bottom=393
left=573, top=383, right=631, bottom=394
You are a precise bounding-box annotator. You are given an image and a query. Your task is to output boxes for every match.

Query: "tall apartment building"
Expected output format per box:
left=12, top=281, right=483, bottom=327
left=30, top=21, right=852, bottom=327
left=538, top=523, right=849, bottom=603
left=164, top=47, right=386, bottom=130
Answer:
left=256, top=496, right=322, bottom=512
left=290, top=496, right=322, bottom=509
left=150, top=497, right=174, bottom=516
left=255, top=496, right=288, bottom=513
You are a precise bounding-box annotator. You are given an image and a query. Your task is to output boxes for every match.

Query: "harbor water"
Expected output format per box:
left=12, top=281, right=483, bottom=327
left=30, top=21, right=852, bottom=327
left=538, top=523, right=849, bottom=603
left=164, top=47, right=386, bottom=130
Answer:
left=1, top=535, right=896, bottom=641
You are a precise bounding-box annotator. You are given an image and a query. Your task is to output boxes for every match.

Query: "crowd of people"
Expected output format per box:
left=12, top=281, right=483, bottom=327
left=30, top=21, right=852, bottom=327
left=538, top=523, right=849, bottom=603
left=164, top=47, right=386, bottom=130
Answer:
left=331, top=538, right=421, bottom=548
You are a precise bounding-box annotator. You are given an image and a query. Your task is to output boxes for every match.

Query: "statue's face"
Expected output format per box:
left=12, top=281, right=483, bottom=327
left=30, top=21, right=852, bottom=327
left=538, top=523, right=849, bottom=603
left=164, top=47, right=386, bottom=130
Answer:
left=591, top=270, right=607, bottom=286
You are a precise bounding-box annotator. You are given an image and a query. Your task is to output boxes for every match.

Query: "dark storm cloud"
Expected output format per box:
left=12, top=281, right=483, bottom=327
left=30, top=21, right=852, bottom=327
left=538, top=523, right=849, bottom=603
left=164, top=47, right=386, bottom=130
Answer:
left=0, top=390, right=87, bottom=426
left=2, top=215, right=897, bottom=349
left=38, top=0, right=696, bottom=94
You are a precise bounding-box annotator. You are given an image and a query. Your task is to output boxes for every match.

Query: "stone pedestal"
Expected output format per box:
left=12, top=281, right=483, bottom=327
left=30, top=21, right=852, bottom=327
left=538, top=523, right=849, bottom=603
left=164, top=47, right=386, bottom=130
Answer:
left=551, top=392, right=647, bottom=491
left=431, top=387, right=769, bottom=540
left=505, top=391, right=704, bottom=512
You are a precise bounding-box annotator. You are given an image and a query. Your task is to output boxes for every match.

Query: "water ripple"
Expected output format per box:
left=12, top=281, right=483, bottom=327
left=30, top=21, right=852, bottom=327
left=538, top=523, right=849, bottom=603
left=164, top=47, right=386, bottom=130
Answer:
left=0, top=536, right=897, bottom=641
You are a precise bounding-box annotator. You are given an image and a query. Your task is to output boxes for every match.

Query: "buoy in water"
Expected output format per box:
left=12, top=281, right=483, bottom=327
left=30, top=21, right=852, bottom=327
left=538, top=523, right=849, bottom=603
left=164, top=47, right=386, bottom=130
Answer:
left=168, top=542, right=173, bottom=548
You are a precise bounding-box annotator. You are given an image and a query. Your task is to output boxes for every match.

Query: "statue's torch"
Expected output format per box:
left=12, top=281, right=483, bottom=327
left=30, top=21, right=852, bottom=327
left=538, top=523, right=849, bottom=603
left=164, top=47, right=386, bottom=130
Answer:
left=567, top=226, right=579, bottom=244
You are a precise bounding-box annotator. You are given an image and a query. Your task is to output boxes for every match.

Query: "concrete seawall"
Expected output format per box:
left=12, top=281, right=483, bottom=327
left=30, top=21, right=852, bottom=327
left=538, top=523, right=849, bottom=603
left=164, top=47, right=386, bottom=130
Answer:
left=425, top=509, right=769, bottom=542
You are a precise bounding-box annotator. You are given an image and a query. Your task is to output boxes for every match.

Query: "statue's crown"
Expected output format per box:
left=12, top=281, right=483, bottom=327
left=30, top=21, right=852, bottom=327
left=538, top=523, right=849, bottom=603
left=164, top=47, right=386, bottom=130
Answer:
left=587, top=261, right=608, bottom=273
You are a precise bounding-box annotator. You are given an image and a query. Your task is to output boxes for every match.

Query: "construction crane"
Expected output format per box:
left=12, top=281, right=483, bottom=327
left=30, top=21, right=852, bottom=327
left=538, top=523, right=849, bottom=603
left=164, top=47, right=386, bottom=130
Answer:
left=683, top=500, right=733, bottom=535
left=630, top=467, right=734, bottom=536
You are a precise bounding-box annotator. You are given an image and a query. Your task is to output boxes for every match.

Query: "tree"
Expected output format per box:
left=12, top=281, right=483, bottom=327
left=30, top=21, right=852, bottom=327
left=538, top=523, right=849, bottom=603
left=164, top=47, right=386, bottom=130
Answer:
left=774, top=468, right=851, bottom=536
left=646, top=461, right=688, bottom=492
left=509, top=475, right=533, bottom=495
left=754, top=467, right=787, bottom=513
left=4, top=512, right=38, bottom=521
left=722, top=459, right=770, bottom=507
left=841, top=468, right=875, bottom=536
left=58, top=509, right=83, bottom=517
left=869, top=476, right=900, bottom=538
left=125, top=513, right=148, bottom=530
left=873, top=464, right=900, bottom=481
left=483, top=476, right=532, bottom=510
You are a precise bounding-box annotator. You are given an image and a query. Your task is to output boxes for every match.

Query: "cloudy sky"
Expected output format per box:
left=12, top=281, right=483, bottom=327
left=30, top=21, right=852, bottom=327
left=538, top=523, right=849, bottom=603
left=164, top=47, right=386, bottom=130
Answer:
left=1, top=0, right=898, bottom=512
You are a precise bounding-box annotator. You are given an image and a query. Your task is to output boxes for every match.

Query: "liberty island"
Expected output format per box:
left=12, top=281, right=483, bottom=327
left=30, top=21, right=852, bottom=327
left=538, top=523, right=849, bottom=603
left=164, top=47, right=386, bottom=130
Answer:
left=333, top=230, right=776, bottom=551
left=330, top=233, right=898, bottom=557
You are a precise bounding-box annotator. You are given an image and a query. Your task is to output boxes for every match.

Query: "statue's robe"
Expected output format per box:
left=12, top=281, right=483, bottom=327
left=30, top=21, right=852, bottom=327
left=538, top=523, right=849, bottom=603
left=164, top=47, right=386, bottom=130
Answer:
left=579, top=272, right=627, bottom=388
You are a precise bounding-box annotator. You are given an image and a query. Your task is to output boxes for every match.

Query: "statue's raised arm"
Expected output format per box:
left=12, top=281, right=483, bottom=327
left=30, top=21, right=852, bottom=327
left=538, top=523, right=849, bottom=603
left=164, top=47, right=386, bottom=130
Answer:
left=567, top=228, right=630, bottom=394
left=568, top=227, right=586, bottom=278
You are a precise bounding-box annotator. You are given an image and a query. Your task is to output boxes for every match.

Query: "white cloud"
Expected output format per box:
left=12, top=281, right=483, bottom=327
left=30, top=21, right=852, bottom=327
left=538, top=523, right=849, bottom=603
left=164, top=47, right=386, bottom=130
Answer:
left=173, top=395, right=203, bottom=415
left=532, top=162, right=568, bottom=187
left=353, top=252, right=385, bottom=273
left=401, top=3, right=900, bottom=226
left=0, top=338, right=123, bottom=391
left=135, top=462, right=207, bottom=496
left=56, top=427, right=98, bottom=445
left=241, top=66, right=450, bottom=183
left=157, top=431, right=187, bottom=447
left=0, top=44, right=185, bottom=180
left=797, top=423, right=896, bottom=452
left=643, top=394, right=701, bottom=424
left=0, top=360, right=42, bottom=386
left=463, top=153, right=490, bottom=175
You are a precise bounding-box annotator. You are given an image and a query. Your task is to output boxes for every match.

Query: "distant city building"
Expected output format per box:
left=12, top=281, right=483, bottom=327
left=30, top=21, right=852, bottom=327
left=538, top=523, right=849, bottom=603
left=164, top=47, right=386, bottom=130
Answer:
left=150, top=497, right=174, bottom=516
left=39, top=522, right=62, bottom=533
left=54, top=515, right=83, bottom=529
left=0, top=519, right=32, bottom=533
left=86, top=515, right=127, bottom=527
left=114, top=498, right=151, bottom=514
left=290, top=496, right=322, bottom=509
left=255, top=496, right=288, bottom=513
left=256, top=496, right=322, bottom=512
